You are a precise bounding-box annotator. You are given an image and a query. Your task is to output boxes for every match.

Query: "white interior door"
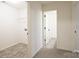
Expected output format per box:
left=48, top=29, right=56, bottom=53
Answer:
left=43, top=10, right=57, bottom=48
left=74, top=2, right=79, bottom=51
left=17, top=3, right=28, bottom=44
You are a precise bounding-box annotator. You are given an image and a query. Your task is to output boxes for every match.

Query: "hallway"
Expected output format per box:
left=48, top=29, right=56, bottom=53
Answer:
left=0, top=1, right=79, bottom=58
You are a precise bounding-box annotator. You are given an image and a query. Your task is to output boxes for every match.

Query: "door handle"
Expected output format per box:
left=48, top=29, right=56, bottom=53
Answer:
left=74, top=30, right=77, bottom=33
left=24, top=28, right=27, bottom=31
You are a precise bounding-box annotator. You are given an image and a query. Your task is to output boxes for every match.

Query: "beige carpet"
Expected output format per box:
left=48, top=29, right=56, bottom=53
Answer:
left=0, top=43, right=79, bottom=58
left=34, top=48, right=79, bottom=58
left=0, top=43, right=29, bottom=58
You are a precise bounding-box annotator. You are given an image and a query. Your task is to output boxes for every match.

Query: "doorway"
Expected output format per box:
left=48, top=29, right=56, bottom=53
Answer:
left=42, top=10, right=57, bottom=48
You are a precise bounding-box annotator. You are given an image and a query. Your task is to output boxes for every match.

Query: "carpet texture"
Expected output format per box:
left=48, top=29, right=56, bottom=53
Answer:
left=0, top=43, right=79, bottom=58
left=34, top=48, right=79, bottom=58
left=0, top=43, right=29, bottom=58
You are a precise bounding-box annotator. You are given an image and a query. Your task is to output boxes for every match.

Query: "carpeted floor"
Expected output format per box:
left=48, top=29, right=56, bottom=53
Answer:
left=0, top=43, right=29, bottom=58
left=0, top=43, right=79, bottom=58
left=34, top=48, right=79, bottom=58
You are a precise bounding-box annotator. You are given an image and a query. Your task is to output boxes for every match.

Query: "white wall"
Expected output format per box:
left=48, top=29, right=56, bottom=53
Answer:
left=29, top=2, right=42, bottom=57
left=0, top=2, right=28, bottom=50
left=42, top=2, right=74, bottom=51
left=0, top=2, right=20, bottom=50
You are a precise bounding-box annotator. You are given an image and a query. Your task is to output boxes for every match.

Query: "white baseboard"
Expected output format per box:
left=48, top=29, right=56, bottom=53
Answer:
left=32, top=46, right=43, bottom=57
left=0, top=42, right=20, bottom=51
left=73, top=50, right=79, bottom=53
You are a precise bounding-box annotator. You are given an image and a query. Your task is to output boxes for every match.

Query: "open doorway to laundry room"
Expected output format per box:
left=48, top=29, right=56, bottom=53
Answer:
left=42, top=10, right=57, bottom=49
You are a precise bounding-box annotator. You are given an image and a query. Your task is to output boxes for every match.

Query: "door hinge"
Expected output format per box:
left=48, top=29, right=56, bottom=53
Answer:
left=44, top=27, right=46, bottom=29
left=44, top=15, right=46, bottom=17
left=44, top=39, right=46, bottom=41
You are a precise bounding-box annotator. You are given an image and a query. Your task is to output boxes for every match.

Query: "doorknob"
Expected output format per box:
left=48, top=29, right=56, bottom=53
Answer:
left=74, top=30, right=77, bottom=33
left=24, top=28, right=27, bottom=31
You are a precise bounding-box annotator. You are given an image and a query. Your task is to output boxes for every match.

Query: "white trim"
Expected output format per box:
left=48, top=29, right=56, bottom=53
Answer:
left=73, top=49, right=79, bottom=53
left=0, top=42, right=20, bottom=51
left=32, top=46, right=43, bottom=57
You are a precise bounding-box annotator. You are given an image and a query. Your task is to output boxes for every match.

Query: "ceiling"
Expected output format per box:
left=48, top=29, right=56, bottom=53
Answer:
left=3, top=1, right=27, bottom=9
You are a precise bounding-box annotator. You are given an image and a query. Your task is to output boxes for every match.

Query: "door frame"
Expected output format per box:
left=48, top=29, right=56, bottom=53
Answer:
left=42, top=11, right=46, bottom=48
